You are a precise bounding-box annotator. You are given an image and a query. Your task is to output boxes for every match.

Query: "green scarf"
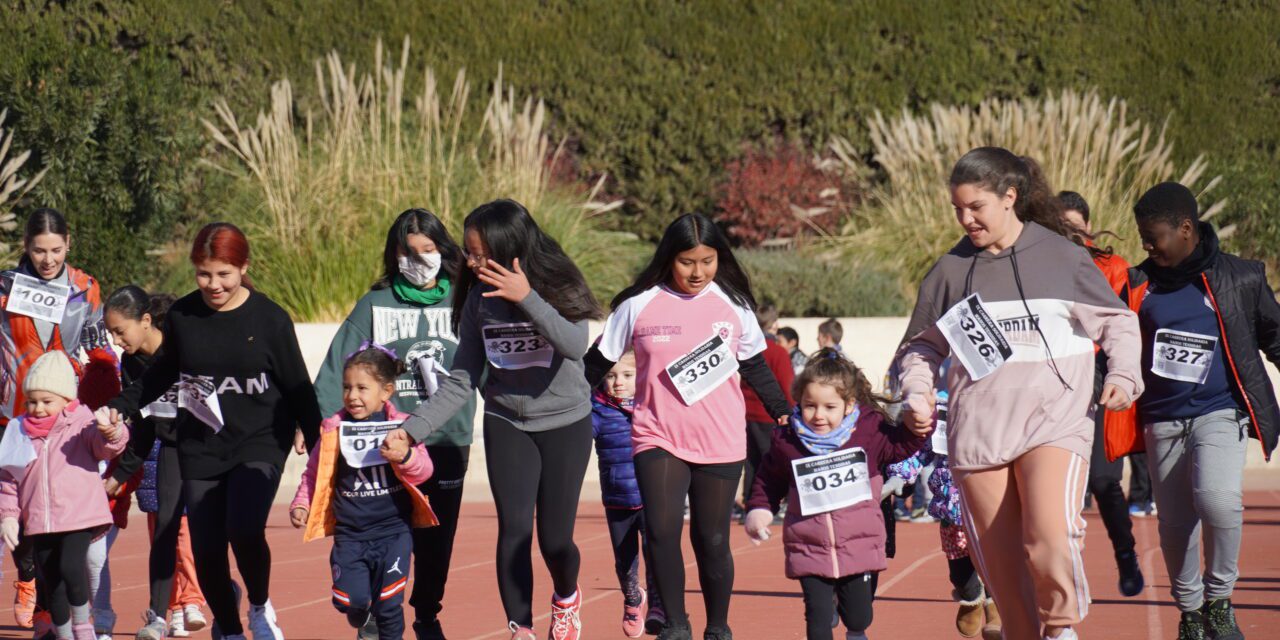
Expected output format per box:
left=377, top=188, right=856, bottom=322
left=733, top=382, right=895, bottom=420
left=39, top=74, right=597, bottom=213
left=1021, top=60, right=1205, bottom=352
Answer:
left=393, top=275, right=450, bottom=306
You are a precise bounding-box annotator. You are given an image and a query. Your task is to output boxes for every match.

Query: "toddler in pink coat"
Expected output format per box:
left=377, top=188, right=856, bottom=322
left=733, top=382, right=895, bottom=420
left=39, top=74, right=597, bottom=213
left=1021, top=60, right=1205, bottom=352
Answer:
left=0, top=351, right=128, bottom=640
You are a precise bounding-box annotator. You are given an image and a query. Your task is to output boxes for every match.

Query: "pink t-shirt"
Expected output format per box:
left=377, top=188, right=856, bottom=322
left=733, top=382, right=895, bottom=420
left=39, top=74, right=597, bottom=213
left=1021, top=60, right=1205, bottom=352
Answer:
left=597, top=283, right=766, bottom=464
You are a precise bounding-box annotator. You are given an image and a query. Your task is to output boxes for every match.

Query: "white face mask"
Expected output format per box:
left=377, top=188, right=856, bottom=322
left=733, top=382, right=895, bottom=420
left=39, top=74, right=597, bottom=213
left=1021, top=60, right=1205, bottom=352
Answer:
left=397, top=252, right=442, bottom=286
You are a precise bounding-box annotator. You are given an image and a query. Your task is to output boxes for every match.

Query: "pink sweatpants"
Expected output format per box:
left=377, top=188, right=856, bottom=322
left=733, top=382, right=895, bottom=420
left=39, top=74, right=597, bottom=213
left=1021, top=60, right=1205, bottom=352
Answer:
left=954, top=446, right=1090, bottom=638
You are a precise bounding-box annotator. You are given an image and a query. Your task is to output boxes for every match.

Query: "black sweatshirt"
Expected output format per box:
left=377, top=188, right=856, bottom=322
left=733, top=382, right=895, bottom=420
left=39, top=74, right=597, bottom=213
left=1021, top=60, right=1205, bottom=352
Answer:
left=108, top=290, right=322, bottom=480
left=110, top=349, right=179, bottom=484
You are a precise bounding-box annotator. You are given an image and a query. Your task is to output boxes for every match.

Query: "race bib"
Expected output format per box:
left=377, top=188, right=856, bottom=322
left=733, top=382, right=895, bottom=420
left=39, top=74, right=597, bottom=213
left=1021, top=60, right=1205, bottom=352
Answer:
left=932, top=393, right=949, bottom=456
left=1152, top=328, right=1218, bottom=384
left=339, top=419, right=403, bottom=469
left=6, top=273, right=69, bottom=325
left=937, top=293, right=1013, bottom=381
left=791, top=447, right=872, bottom=516
left=141, top=386, right=179, bottom=420
left=665, top=333, right=738, bottom=406
left=483, top=323, right=554, bottom=370
left=177, top=374, right=224, bottom=433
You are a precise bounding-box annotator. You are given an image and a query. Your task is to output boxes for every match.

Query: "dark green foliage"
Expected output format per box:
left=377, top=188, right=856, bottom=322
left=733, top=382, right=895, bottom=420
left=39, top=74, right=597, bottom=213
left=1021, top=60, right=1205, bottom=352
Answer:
left=0, top=0, right=1277, bottom=294
left=739, top=249, right=909, bottom=317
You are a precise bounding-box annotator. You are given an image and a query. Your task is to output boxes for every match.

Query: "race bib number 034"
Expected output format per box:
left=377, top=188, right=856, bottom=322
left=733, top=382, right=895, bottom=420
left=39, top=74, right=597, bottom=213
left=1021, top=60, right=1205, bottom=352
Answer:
left=937, top=293, right=1013, bottom=381
left=791, top=447, right=872, bottom=516
left=483, top=322, right=554, bottom=370
left=1152, top=328, right=1218, bottom=384
left=665, top=333, right=738, bottom=406
left=6, top=273, right=69, bottom=325
left=339, top=420, right=404, bottom=469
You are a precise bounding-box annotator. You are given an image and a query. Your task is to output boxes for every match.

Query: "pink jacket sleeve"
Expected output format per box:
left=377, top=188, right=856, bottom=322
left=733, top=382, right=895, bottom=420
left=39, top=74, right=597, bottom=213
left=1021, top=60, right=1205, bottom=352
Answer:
left=0, top=471, right=18, bottom=520
left=1069, top=252, right=1145, bottom=401
left=291, top=444, right=323, bottom=512
left=395, top=442, right=434, bottom=486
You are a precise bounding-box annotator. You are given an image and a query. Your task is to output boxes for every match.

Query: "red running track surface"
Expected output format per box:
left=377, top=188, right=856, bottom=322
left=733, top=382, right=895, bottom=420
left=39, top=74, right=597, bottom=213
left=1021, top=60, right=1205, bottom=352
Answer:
left=0, top=490, right=1277, bottom=639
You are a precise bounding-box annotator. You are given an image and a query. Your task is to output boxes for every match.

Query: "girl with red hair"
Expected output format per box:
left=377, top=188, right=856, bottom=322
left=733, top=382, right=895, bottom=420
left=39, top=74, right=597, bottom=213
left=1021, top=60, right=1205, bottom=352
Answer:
left=109, top=222, right=322, bottom=640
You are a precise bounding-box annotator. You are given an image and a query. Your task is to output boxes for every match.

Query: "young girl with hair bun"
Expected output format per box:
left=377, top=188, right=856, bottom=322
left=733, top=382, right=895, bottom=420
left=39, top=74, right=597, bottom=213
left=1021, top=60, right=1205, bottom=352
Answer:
left=744, top=349, right=925, bottom=640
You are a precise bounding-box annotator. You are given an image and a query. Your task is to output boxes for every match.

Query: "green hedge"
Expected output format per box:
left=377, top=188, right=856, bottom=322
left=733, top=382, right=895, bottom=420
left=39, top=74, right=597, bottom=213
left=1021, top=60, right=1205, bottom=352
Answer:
left=0, top=1, right=1277, bottom=291
left=739, top=249, right=908, bottom=317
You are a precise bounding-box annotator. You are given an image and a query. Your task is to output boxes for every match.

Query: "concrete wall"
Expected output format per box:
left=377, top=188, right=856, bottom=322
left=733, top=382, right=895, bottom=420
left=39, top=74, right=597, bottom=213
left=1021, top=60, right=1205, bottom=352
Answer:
left=281, top=318, right=1277, bottom=503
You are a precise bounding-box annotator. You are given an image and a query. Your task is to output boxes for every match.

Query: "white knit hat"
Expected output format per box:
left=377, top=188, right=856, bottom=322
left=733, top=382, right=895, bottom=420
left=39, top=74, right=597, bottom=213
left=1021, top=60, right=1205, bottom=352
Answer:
left=23, top=352, right=78, bottom=401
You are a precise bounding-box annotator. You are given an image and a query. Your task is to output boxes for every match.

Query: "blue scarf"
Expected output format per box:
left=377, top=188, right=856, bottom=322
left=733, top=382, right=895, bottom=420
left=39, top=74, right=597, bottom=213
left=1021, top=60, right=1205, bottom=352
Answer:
left=792, top=405, right=861, bottom=455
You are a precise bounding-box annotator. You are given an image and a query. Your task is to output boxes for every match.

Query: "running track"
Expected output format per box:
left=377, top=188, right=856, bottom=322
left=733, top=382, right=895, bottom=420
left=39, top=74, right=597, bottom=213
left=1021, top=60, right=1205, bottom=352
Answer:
left=0, top=489, right=1277, bottom=639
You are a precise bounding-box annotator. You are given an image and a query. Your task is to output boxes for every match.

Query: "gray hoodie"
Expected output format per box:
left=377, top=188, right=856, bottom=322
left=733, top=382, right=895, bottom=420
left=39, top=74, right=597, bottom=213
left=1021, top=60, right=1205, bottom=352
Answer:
left=401, top=285, right=591, bottom=441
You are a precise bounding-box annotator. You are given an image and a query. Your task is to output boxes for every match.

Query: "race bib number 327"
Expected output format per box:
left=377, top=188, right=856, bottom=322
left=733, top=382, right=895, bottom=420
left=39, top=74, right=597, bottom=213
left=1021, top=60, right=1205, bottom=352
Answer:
left=937, top=293, right=1013, bottom=381
left=1152, top=328, right=1218, bottom=384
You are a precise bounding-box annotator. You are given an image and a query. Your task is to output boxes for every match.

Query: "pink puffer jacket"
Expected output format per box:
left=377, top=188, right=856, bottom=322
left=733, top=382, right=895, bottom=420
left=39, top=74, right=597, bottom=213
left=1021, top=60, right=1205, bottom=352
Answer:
left=0, top=401, right=128, bottom=535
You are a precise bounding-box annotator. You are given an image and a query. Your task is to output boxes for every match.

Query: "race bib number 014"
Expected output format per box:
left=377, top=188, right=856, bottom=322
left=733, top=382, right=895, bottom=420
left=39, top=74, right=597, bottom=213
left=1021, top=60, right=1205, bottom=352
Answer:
left=483, top=322, right=554, bottom=370
left=6, top=273, right=69, bottom=325
left=339, top=420, right=404, bottom=469
left=665, top=333, right=738, bottom=406
left=791, top=447, right=872, bottom=516
left=1152, top=328, right=1217, bottom=384
left=937, top=293, right=1013, bottom=381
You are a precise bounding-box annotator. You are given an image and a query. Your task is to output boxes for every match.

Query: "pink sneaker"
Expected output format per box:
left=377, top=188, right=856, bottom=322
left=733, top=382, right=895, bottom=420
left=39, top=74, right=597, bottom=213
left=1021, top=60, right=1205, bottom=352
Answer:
left=508, top=622, right=537, bottom=640
left=72, top=621, right=97, bottom=640
left=622, top=591, right=646, bottom=638
left=549, top=588, right=582, bottom=640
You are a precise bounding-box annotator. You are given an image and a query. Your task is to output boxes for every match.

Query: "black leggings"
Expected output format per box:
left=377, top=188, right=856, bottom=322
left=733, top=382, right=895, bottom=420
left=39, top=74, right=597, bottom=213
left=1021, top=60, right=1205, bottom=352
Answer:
left=149, top=444, right=186, bottom=614
left=184, top=461, right=282, bottom=636
left=1088, top=410, right=1136, bottom=559
left=799, top=573, right=874, bottom=640
left=409, top=445, right=470, bottom=627
left=32, top=529, right=94, bottom=626
left=484, top=415, right=592, bottom=627
left=634, top=448, right=743, bottom=631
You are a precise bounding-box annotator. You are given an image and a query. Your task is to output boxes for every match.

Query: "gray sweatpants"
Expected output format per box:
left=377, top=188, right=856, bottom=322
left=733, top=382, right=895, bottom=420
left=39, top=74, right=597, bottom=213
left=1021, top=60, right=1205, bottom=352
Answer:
left=1144, top=408, right=1248, bottom=612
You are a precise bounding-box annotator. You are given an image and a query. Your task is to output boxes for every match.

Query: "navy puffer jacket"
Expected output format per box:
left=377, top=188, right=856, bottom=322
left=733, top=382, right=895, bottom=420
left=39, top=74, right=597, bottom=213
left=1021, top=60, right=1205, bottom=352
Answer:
left=591, top=390, right=642, bottom=509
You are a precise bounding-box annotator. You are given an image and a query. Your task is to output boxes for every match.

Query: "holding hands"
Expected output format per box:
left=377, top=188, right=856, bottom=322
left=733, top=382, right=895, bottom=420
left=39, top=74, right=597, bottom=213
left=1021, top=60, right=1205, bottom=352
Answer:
left=744, top=508, right=774, bottom=546
left=289, top=506, right=308, bottom=529
left=1, top=517, right=17, bottom=550
left=478, top=258, right=532, bottom=304
left=380, top=428, right=412, bottom=465
left=94, top=407, right=124, bottom=441
left=902, top=392, right=936, bottom=437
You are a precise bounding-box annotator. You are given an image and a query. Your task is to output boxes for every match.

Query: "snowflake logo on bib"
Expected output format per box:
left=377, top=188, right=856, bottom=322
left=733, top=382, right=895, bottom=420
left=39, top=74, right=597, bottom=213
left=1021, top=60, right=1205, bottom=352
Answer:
left=712, top=321, right=733, bottom=342
left=800, top=477, right=816, bottom=492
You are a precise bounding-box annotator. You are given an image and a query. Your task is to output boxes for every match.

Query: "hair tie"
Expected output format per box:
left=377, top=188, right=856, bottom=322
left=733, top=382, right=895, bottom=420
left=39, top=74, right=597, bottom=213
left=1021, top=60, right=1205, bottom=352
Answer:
left=826, top=351, right=840, bottom=360
left=345, top=340, right=399, bottom=364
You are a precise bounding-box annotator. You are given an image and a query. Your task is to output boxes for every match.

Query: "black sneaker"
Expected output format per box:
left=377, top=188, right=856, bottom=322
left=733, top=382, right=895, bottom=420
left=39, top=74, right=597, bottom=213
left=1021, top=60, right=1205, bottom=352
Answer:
left=414, top=618, right=447, bottom=640
left=656, top=621, right=692, bottom=640
left=702, top=626, right=732, bottom=640
left=1116, top=551, right=1145, bottom=597
left=1178, top=610, right=1206, bottom=640
left=1203, top=598, right=1244, bottom=640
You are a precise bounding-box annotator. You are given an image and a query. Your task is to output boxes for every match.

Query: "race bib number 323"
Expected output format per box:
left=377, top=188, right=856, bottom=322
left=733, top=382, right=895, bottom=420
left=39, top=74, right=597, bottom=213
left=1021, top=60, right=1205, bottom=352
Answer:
left=937, top=293, right=1013, bottom=381
left=483, top=322, right=554, bottom=370
left=791, top=447, right=872, bottom=516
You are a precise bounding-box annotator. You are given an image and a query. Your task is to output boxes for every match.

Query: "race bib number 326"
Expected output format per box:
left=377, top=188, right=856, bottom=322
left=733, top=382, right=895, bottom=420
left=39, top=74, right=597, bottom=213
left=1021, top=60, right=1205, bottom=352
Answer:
left=937, top=293, right=1013, bottom=381
left=791, top=447, right=872, bottom=516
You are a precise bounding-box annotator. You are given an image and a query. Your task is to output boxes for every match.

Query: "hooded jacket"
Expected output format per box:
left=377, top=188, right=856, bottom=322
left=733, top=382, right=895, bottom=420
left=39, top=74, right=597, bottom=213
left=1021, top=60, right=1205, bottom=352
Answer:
left=0, top=401, right=128, bottom=535
left=590, top=390, right=641, bottom=509
left=898, top=222, right=1143, bottom=471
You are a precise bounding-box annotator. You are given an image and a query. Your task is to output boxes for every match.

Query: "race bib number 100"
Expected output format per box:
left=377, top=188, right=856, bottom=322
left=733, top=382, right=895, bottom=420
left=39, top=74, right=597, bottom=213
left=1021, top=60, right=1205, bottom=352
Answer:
left=483, top=322, right=554, bottom=370
left=665, top=333, right=738, bottom=406
left=339, top=420, right=404, bottom=469
left=1152, top=328, right=1217, bottom=384
left=791, top=447, right=872, bottom=516
left=937, top=293, right=1013, bottom=381
left=6, top=273, right=69, bottom=325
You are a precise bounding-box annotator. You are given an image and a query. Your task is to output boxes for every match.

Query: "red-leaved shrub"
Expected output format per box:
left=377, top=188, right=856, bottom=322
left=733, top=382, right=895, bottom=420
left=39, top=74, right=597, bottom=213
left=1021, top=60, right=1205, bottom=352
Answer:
left=715, top=142, right=850, bottom=247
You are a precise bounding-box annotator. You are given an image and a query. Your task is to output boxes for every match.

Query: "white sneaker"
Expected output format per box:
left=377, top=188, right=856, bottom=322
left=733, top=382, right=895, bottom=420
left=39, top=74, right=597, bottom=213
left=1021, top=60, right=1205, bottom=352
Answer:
left=169, top=610, right=189, bottom=638
left=247, top=601, right=284, bottom=640
left=181, top=606, right=206, bottom=632
left=1044, top=630, right=1078, bottom=640
left=135, top=609, right=168, bottom=640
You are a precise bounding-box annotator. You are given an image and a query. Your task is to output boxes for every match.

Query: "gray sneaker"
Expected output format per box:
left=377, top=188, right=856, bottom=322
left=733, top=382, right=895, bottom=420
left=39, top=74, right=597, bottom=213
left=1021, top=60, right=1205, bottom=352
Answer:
left=135, top=610, right=167, bottom=640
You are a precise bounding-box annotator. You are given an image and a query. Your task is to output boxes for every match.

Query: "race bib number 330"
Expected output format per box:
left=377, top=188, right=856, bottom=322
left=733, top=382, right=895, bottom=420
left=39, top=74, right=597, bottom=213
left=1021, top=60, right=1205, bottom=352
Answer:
left=791, top=448, right=872, bottom=516
left=6, top=273, right=69, bottom=325
left=937, top=293, right=1013, bottom=381
left=665, top=333, right=738, bottom=406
